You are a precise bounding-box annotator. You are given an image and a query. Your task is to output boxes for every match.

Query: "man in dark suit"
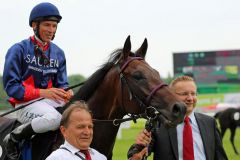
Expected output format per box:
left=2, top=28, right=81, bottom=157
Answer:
left=128, top=75, right=228, bottom=160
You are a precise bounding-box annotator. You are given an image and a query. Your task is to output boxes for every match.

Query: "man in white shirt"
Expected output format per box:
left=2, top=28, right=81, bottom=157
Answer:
left=46, top=101, right=107, bottom=160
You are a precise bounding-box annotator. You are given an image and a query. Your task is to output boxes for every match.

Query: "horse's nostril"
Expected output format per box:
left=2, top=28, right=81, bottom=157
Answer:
left=172, top=102, right=186, bottom=116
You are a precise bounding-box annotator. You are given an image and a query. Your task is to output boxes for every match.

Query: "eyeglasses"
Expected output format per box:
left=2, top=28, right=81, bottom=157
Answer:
left=34, top=45, right=50, bottom=66
left=175, top=92, right=197, bottom=97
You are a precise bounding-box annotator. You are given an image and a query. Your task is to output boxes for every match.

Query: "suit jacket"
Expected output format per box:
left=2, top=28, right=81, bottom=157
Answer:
left=147, top=112, right=228, bottom=160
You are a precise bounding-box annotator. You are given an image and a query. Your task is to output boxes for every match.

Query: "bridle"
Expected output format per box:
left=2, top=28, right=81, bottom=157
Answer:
left=118, top=57, right=168, bottom=118
left=92, top=56, right=168, bottom=126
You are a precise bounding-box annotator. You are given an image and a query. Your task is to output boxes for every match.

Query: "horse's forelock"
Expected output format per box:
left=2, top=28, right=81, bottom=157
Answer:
left=108, top=49, right=136, bottom=64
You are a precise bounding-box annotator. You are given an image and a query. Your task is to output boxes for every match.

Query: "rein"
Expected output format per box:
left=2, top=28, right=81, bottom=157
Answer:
left=93, top=113, right=147, bottom=126
left=0, top=81, right=85, bottom=117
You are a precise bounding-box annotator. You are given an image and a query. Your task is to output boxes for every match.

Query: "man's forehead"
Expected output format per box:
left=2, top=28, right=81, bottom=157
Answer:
left=40, top=20, right=58, bottom=24
left=174, top=81, right=196, bottom=89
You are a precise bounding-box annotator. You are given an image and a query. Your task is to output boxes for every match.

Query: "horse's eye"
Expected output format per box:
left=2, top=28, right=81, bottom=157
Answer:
left=132, top=72, right=145, bottom=80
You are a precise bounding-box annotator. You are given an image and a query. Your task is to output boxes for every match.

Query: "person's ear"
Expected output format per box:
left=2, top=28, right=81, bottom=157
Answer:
left=32, top=22, right=37, bottom=30
left=60, top=125, right=67, bottom=137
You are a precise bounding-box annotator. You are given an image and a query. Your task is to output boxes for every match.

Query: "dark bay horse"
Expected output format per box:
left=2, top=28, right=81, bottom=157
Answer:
left=66, top=36, right=186, bottom=159
left=0, top=36, right=186, bottom=160
left=214, top=107, right=240, bottom=154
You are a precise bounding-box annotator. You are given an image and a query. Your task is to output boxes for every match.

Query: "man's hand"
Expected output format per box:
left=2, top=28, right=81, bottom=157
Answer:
left=128, top=129, right=151, bottom=160
left=130, top=147, right=148, bottom=160
left=135, top=129, right=151, bottom=146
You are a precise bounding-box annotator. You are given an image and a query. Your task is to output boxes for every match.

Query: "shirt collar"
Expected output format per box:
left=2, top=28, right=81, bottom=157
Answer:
left=188, top=111, right=197, bottom=126
left=62, top=140, right=93, bottom=155
left=30, top=35, right=49, bottom=51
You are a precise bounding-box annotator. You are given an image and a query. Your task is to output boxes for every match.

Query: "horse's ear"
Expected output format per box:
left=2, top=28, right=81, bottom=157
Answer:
left=135, top=38, right=148, bottom=59
left=123, top=35, right=131, bottom=60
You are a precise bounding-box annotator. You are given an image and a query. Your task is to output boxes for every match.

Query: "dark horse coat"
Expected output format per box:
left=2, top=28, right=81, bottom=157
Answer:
left=215, top=108, right=240, bottom=154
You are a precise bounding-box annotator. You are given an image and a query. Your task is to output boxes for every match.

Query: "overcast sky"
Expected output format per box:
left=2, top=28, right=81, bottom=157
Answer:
left=1, top=0, right=240, bottom=78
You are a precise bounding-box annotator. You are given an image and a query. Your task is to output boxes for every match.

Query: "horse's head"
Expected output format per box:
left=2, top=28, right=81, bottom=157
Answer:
left=113, top=36, right=186, bottom=127
left=69, top=35, right=187, bottom=158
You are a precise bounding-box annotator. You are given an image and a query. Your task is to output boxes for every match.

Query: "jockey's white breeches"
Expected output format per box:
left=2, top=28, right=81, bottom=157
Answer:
left=16, top=98, right=65, bottom=133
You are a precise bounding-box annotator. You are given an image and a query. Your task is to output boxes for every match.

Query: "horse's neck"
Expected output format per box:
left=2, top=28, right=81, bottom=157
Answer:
left=89, top=77, right=125, bottom=119
left=91, top=122, right=120, bottom=159
left=90, top=99, right=125, bottom=159
left=89, top=73, right=127, bottom=158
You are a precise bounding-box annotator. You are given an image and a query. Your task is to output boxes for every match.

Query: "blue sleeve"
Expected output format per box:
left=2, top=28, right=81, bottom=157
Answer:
left=54, top=50, right=69, bottom=89
left=3, top=44, right=25, bottom=100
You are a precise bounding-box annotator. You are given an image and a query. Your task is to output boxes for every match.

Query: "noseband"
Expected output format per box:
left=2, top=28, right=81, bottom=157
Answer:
left=118, top=56, right=168, bottom=110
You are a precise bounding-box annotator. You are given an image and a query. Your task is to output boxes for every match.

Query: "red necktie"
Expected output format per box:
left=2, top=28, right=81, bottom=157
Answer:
left=183, top=116, right=194, bottom=160
left=81, top=150, right=92, bottom=160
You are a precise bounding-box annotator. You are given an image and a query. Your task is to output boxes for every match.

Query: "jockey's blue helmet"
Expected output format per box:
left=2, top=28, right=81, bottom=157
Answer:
left=29, top=2, right=62, bottom=27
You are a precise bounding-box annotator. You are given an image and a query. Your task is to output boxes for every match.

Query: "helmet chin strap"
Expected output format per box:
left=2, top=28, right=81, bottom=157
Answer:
left=51, top=33, right=55, bottom=40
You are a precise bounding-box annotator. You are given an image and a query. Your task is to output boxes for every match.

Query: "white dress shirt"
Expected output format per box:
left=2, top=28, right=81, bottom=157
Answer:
left=177, top=111, right=206, bottom=160
left=46, top=140, right=107, bottom=160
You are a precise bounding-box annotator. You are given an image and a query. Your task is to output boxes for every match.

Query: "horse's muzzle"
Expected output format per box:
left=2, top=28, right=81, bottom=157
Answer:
left=172, top=102, right=186, bottom=119
left=158, top=102, right=186, bottom=128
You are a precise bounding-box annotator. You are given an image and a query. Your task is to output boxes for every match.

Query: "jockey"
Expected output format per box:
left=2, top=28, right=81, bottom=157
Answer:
left=3, top=2, right=73, bottom=159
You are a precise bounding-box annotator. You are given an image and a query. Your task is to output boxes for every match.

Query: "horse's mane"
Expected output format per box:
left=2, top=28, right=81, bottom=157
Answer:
left=71, top=49, right=135, bottom=101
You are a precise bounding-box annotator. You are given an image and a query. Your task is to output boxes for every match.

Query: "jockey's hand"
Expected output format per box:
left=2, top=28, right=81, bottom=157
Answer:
left=65, top=89, right=74, bottom=102
left=130, top=147, right=148, bottom=160
left=40, top=88, right=71, bottom=103
left=136, top=129, right=151, bottom=147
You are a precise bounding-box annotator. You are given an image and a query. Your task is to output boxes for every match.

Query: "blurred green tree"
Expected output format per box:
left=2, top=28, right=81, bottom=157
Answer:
left=68, top=74, right=86, bottom=93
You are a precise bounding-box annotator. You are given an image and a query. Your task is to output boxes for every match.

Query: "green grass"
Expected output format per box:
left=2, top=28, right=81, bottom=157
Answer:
left=113, top=121, right=240, bottom=160
left=113, top=119, right=151, bottom=160
left=113, top=127, right=140, bottom=158
left=222, top=129, right=240, bottom=160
